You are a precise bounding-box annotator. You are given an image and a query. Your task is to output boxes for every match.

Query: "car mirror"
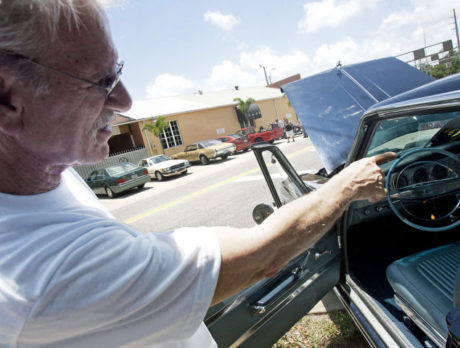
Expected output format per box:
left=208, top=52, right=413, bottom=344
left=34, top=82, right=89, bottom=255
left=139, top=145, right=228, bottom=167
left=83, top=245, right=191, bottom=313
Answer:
left=252, top=203, right=274, bottom=224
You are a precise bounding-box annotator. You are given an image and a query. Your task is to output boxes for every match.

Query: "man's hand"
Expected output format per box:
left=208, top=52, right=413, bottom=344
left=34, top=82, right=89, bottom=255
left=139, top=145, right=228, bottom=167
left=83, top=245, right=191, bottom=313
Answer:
left=339, top=152, right=397, bottom=202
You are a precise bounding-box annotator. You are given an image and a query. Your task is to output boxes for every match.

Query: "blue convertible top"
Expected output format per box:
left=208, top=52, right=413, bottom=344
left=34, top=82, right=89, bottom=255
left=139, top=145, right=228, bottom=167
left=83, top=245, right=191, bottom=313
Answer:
left=281, top=57, right=434, bottom=173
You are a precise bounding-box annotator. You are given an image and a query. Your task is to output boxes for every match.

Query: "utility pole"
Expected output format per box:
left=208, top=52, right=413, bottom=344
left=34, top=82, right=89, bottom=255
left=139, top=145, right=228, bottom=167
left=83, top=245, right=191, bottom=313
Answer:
left=454, top=9, right=460, bottom=51
left=259, top=64, right=269, bottom=85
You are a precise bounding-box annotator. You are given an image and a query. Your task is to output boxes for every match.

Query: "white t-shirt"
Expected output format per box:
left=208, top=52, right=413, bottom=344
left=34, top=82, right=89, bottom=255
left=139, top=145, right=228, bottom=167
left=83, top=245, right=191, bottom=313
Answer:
left=0, top=169, right=221, bottom=348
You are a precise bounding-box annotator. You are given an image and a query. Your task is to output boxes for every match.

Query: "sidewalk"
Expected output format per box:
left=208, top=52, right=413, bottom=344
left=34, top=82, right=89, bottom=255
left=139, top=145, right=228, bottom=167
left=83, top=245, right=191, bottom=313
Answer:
left=309, top=290, right=343, bottom=314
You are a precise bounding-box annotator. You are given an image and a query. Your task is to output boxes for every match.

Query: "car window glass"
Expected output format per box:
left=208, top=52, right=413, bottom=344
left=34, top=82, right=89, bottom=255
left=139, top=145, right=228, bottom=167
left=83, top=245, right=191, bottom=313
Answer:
left=156, top=155, right=169, bottom=162
left=260, top=150, right=305, bottom=205
left=201, top=139, right=221, bottom=147
left=366, top=111, right=460, bottom=157
left=106, top=163, right=137, bottom=176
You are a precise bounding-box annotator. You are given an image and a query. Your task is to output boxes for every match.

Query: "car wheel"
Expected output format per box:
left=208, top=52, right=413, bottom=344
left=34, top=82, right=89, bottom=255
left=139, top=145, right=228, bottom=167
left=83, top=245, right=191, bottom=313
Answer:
left=182, top=169, right=188, bottom=175
left=155, top=171, right=164, bottom=181
left=243, top=148, right=249, bottom=152
left=105, top=186, right=116, bottom=198
left=200, top=155, right=210, bottom=165
left=137, top=184, right=145, bottom=190
left=221, top=154, right=228, bottom=160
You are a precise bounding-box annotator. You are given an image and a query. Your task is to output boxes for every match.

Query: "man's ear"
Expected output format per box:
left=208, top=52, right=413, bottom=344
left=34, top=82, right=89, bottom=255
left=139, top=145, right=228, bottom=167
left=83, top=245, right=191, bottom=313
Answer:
left=0, top=69, right=23, bottom=137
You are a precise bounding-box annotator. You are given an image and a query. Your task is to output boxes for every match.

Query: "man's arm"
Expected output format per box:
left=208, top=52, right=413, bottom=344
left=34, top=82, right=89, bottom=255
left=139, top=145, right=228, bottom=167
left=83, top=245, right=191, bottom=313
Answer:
left=211, top=152, right=395, bottom=305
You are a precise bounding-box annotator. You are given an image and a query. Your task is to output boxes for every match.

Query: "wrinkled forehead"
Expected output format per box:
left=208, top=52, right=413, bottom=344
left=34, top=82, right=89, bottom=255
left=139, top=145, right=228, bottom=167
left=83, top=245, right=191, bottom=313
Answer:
left=50, top=3, right=117, bottom=73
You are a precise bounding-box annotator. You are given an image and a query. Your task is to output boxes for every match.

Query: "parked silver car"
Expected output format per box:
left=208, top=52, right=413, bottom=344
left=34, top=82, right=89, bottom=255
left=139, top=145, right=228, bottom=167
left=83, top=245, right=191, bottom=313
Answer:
left=138, top=155, right=190, bottom=181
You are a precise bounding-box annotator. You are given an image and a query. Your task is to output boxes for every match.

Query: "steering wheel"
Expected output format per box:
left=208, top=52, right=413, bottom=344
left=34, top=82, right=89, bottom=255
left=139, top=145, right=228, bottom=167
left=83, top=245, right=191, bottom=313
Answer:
left=385, top=147, right=460, bottom=232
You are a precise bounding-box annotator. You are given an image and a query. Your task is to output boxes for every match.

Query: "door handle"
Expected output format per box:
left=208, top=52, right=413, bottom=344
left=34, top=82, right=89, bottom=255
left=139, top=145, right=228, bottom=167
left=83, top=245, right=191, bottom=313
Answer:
left=314, top=250, right=331, bottom=260
left=249, top=274, right=297, bottom=315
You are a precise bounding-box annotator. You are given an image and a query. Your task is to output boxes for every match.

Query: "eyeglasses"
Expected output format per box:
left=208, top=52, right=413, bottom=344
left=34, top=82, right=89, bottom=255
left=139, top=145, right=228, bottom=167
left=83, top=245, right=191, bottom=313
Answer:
left=0, top=48, right=124, bottom=97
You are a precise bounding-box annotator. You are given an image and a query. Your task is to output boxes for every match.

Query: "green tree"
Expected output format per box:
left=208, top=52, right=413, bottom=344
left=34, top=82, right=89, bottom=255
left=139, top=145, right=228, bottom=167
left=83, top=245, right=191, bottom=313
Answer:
left=142, top=116, right=169, bottom=154
left=424, top=56, right=460, bottom=79
left=233, top=97, right=255, bottom=127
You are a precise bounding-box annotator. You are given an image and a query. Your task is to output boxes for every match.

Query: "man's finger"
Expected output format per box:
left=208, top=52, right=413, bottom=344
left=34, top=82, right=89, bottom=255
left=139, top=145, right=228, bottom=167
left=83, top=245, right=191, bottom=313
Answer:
left=374, top=152, right=397, bottom=165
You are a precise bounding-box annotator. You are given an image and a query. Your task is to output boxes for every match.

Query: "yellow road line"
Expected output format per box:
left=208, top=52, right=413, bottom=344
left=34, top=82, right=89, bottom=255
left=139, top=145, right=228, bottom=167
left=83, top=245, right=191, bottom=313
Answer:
left=124, top=145, right=313, bottom=224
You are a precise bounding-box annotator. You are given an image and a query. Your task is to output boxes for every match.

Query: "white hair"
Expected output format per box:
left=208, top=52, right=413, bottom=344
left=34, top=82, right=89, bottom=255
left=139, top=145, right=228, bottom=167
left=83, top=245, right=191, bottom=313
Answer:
left=0, top=0, right=104, bottom=93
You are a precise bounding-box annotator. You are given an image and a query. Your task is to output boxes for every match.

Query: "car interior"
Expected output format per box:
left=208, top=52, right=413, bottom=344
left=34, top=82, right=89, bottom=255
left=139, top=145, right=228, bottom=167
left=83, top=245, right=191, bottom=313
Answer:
left=343, top=112, right=460, bottom=347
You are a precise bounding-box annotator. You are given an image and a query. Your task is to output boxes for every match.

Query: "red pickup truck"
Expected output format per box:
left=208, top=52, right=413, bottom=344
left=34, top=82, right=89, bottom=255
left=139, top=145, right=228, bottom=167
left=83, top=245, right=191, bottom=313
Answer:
left=236, top=123, right=283, bottom=144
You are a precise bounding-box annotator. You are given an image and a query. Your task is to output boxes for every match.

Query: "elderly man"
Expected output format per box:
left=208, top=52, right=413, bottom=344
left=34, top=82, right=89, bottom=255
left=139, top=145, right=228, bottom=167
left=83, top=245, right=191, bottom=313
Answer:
left=0, top=1, right=395, bottom=347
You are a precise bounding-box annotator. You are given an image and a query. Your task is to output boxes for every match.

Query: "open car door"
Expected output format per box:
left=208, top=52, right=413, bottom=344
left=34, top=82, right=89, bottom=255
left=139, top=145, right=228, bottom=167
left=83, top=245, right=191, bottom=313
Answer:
left=205, top=143, right=340, bottom=347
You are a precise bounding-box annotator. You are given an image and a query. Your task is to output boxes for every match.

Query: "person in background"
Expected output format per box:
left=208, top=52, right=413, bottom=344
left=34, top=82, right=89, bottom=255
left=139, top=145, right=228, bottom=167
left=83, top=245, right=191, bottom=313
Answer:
left=0, top=1, right=396, bottom=347
left=285, top=121, right=295, bottom=143
left=277, top=118, right=285, bottom=138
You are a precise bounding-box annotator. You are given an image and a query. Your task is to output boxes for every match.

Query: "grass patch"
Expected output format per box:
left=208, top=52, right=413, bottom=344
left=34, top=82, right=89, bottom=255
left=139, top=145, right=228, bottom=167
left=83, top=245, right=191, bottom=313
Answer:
left=273, top=310, right=368, bottom=348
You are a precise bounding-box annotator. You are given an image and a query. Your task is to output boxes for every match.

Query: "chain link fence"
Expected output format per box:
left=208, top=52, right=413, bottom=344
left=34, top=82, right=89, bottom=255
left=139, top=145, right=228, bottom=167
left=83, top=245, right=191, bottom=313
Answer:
left=73, top=147, right=148, bottom=179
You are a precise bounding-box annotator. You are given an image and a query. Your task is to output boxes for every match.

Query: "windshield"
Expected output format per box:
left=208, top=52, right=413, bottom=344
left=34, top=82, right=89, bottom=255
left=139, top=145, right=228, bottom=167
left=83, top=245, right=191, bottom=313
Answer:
left=366, top=111, right=460, bottom=157
left=199, top=140, right=221, bottom=147
left=151, top=155, right=170, bottom=163
left=106, top=162, right=137, bottom=176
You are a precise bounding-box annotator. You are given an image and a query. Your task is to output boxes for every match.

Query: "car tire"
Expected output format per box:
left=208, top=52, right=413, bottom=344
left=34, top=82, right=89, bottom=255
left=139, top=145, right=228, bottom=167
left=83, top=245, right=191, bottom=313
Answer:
left=200, top=155, right=210, bottom=165
left=243, top=148, right=249, bottom=152
left=155, top=171, right=164, bottom=181
left=221, top=154, right=228, bottom=160
left=105, top=186, right=116, bottom=198
left=137, top=184, right=145, bottom=190
left=182, top=169, right=188, bottom=175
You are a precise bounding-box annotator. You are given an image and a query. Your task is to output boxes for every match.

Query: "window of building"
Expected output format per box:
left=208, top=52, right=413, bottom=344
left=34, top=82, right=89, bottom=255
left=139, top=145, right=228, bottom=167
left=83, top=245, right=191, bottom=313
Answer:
left=160, top=120, right=183, bottom=149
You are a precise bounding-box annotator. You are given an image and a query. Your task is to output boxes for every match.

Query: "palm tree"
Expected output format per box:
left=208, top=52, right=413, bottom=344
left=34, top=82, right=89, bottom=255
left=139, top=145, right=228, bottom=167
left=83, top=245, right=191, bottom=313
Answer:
left=233, top=97, right=255, bottom=127
left=142, top=116, right=169, bottom=154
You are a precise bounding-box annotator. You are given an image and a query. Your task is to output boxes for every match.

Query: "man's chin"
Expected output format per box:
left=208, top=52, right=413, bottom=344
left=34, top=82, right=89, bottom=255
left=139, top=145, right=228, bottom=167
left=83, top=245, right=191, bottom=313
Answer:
left=77, top=143, right=110, bottom=166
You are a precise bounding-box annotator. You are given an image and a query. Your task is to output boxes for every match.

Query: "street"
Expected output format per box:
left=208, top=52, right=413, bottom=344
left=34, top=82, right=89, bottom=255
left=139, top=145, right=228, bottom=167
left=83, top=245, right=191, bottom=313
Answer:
left=101, top=136, right=323, bottom=233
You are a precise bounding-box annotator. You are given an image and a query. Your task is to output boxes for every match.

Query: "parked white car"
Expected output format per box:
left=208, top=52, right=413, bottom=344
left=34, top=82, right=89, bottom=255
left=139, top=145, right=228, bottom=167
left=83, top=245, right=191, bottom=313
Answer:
left=138, top=155, right=190, bottom=181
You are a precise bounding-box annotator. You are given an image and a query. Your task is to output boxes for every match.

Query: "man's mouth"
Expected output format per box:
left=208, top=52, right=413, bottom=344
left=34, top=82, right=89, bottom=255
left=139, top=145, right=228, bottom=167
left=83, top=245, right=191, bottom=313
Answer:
left=100, top=124, right=112, bottom=132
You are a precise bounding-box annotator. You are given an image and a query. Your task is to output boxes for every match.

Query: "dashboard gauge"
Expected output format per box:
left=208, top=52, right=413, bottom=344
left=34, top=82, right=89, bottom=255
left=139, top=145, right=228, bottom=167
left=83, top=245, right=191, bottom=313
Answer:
left=394, top=174, right=409, bottom=188
left=432, top=164, right=448, bottom=180
left=413, top=168, right=428, bottom=183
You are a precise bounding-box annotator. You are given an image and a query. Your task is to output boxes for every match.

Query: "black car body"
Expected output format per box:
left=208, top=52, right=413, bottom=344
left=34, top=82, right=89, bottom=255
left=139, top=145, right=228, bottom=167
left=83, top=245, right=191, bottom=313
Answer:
left=206, top=58, right=460, bottom=347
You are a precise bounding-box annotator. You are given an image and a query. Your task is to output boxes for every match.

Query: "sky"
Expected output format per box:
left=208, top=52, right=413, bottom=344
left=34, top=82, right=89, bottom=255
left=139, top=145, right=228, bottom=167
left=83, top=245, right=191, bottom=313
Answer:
left=102, top=0, right=460, bottom=102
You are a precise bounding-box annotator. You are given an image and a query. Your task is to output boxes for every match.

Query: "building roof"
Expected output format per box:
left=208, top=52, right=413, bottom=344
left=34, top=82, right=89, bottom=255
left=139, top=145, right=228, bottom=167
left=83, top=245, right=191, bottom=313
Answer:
left=111, top=114, right=136, bottom=126
left=121, top=86, right=285, bottom=120
left=267, top=74, right=301, bottom=89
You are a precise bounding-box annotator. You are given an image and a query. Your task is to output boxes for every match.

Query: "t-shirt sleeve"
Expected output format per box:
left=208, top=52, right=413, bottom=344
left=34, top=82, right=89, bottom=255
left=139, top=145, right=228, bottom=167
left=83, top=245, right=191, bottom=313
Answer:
left=19, top=224, right=221, bottom=347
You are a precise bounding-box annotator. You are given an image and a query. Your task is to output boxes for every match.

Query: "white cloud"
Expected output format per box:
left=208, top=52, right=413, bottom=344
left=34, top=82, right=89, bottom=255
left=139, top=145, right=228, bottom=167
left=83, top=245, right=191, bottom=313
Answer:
left=312, top=38, right=374, bottom=70
left=204, top=11, right=239, bottom=31
left=146, top=74, right=196, bottom=98
left=239, top=47, right=314, bottom=82
left=377, top=0, right=458, bottom=47
left=204, top=47, right=315, bottom=91
left=206, top=60, right=258, bottom=90
left=298, top=0, right=380, bottom=33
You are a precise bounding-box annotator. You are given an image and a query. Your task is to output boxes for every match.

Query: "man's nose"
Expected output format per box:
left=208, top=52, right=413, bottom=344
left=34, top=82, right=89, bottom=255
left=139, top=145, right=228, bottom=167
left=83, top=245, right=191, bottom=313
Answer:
left=106, top=80, right=132, bottom=113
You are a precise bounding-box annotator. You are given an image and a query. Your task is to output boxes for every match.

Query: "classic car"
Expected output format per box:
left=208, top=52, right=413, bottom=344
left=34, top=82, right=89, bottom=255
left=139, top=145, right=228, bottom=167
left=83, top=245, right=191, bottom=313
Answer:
left=138, top=154, right=190, bottom=181
left=205, top=57, right=460, bottom=347
left=236, top=123, right=283, bottom=144
left=216, top=134, right=251, bottom=153
left=85, top=162, right=150, bottom=198
left=171, top=139, right=236, bottom=165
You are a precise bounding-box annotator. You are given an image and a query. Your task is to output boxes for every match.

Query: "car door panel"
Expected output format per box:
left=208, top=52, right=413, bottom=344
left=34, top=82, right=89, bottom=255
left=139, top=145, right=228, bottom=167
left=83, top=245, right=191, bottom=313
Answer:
left=206, top=143, right=340, bottom=347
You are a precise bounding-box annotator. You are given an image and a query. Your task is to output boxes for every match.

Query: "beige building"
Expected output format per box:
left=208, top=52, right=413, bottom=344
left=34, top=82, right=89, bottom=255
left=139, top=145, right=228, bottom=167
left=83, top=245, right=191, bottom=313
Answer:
left=112, top=86, right=298, bottom=157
